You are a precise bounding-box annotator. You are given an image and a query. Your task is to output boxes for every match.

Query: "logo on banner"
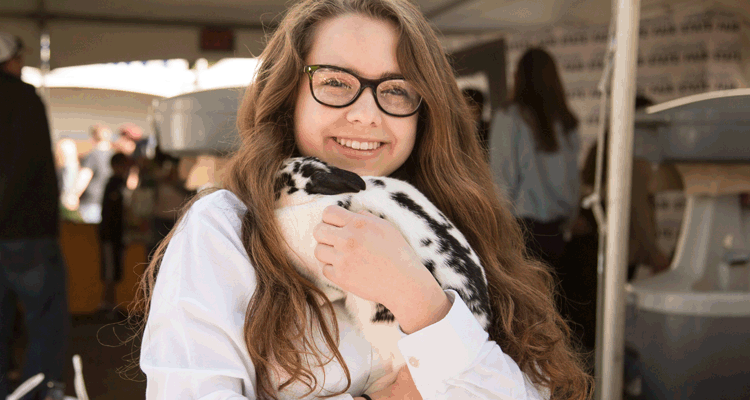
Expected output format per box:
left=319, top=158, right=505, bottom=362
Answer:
left=560, top=53, right=585, bottom=72
left=591, top=27, right=609, bottom=43
left=713, top=42, right=742, bottom=63
left=682, top=42, right=709, bottom=63
left=712, top=72, right=741, bottom=91
left=678, top=69, right=710, bottom=95
left=648, top=45, right=680, bottom=66
left=565, top=84, right=588, bottom=101
left=645, top=17, right=677, bottom=37
left=649, top=77, right=675, bottom=96
left=588, top=50, right=606, bottom=71
left=716, top=16, right=741, bottom=32
left=680, top=13, right=714, bottom=34
left=561, top=31, right=588, bottom=46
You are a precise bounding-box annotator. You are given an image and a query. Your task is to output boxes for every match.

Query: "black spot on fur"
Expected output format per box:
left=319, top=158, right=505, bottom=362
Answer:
left=423, top=259, right=435, bottom=274
left=337, top=197, right=352, bottom=210
left=370, top=179, right=386, bottom=188
left=274, top=172, right=294, bottom=200
left=421, top=238, right=432, bottom=247
left=390, top=191, right=492, bottom=321
left=300, top=161, right=326, bottom=178
left=372, top=303, right=395, bottom=323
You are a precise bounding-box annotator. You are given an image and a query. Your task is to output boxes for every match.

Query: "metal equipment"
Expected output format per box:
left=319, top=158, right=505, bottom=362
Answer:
left=626, top=88, right=750, bottom=400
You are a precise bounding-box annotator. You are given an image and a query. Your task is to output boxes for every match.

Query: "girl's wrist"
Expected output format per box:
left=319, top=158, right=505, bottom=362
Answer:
left=390, top=285, right=451, bottom=334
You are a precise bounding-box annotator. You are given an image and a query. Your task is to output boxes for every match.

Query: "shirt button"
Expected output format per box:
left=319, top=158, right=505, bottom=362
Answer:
left=409, top=357, right=419, bottom=368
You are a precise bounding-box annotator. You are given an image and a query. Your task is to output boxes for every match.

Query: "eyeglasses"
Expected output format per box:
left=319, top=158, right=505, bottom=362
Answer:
left=303, top=65, right=422, bottom=117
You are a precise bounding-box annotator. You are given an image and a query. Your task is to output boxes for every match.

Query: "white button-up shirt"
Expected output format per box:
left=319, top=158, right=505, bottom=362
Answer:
left=140, top=190, right=547, bottom=399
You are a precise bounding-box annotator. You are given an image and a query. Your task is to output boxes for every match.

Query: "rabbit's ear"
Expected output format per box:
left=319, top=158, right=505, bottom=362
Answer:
left=306, top=167, right=366, bottom=195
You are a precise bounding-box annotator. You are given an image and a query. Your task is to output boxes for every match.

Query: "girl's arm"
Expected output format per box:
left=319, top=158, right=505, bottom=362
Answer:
left=314, top=207, right=547, bottom=400
left=141, top=190, right=362, bottom=399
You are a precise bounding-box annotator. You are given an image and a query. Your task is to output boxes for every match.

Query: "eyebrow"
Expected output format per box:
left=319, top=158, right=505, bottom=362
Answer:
left=335, top=64, right=405, bottom=80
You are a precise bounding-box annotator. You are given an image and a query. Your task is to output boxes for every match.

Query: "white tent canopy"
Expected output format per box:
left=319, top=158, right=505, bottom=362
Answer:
left=2, top=0, right=748, bottom=69
left=20, top=57, right=259, bottom=96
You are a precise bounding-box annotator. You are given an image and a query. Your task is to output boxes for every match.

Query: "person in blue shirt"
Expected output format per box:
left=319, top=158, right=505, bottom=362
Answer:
left=489, top=48, right=581, bottom=270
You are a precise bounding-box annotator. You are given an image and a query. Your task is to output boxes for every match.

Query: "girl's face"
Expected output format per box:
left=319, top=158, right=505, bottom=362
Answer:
left=294, top=14, right=418, bottom=177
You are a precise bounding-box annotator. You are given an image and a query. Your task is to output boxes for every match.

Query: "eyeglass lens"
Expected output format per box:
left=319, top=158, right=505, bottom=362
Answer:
left=310, top=67, right=421, bottom=116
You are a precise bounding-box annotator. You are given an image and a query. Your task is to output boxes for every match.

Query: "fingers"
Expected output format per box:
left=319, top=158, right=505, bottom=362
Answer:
left=313, top=221, right=341, bottom=246
left=321, top=263, right=335, bottom=281
left=321, top=205, right=356, bottom=227
left=314, top=242, right=337, bottom=265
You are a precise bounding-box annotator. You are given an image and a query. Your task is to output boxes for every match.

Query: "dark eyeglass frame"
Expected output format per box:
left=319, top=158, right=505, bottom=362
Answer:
left=303, top=64, right=423, bottom=117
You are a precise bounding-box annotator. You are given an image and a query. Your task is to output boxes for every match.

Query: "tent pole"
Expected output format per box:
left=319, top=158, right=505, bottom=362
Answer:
left=597, top=0, right=641, bottom=399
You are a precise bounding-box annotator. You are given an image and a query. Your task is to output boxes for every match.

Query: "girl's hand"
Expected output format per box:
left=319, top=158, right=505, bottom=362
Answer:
left=362, top=367, right=423, bottom=400
left=313, top=205, right=451, bottom=333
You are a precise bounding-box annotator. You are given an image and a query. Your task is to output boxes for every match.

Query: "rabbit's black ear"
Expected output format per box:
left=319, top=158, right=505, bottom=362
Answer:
left=306, top=167, right=366, bottom=195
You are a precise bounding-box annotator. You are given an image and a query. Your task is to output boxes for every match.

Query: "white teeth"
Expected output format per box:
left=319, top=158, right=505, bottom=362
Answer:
left=335, top=138, right=382, bottom=151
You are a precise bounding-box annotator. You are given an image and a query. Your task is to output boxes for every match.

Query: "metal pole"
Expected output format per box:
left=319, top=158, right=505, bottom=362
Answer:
left=597, top=0, right=641, bottom=398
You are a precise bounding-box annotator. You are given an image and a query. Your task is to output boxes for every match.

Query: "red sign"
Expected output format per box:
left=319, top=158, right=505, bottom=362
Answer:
left=201, top=27, right=235, bottom=52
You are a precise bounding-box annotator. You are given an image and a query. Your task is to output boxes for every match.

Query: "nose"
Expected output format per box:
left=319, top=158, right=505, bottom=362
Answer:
left=346, top=87, right=381, bottom=127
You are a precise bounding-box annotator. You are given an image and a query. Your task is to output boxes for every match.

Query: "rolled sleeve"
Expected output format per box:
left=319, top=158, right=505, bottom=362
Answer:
left=398, top=291, right=546, bottom=399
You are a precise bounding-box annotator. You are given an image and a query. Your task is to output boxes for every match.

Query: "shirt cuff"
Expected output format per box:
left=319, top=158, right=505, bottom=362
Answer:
left=396, top=290, right=489, bottom=398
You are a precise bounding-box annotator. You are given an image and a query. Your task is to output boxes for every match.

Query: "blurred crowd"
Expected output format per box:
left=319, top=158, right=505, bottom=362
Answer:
left=54, top=123, right=197, bottom=314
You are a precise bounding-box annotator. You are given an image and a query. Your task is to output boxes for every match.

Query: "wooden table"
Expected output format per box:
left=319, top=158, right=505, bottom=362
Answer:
left=59, top=221, right=147, bottom=314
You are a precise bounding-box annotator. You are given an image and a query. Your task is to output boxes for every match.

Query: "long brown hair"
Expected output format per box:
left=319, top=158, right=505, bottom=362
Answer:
left=131, top=1, right=592, bottom=398
left=512, top=48, right=579, bottom=152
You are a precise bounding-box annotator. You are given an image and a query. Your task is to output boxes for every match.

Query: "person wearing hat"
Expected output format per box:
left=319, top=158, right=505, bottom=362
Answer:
left=0, top=33, right=24, bottom=79
left=0, top=32, right=70, bottom=400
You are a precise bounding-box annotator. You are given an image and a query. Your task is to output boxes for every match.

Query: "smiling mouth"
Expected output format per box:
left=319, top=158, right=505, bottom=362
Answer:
left=334, top=137, right=384, bottom=151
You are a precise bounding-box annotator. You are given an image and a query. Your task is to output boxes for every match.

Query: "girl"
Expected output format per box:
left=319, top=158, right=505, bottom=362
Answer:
left=489, top=48, right=581, bottom=271
left=133, top=1, right=591, bottom=399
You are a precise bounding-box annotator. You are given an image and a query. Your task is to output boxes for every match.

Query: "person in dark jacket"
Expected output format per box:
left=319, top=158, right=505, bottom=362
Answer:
left=98, top=153, right=130, bottom=319
left=0, top=32, right=70, bottom=400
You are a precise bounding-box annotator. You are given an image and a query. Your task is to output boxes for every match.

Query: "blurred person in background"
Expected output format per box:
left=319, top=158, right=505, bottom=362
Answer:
left=115, top=123, right=149, bottom=190
left=148, top=147, right=194, bottom=260
left=73, top=124, right=114, bottom=224
left=579, top=94, right=671, bottom=280
left=56, top=138, right=82, bottom=221
left=112, top=124, right=137, bottom=156
left=98, top=153, right=131, bottom=320
left=561, top=94, right=673, bottom=366
left=462, top=87, right=490, bottom=156
left=489, top=48, right=581, bottom=272
left=0, top=31, right=70, bottom=400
